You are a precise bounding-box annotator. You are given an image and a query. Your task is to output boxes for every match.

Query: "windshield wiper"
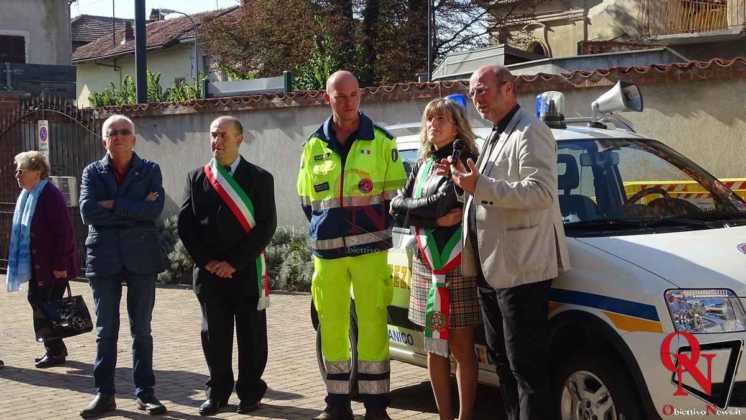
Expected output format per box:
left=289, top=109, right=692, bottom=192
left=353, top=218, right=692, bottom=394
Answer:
left=565, top=217, right=708, bottom=231
left=641, top=216, right=711, bottom=228
left=564, top=219, right=652, bottom=230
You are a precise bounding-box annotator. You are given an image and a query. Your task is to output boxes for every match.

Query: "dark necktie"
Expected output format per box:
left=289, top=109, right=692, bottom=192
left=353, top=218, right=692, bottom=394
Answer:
left=223, top=165, right=232, bottom=175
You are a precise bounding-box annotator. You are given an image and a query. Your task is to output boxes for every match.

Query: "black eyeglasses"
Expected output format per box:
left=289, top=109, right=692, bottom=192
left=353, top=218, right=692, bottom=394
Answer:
left=107, top=129, right=132, bottom=137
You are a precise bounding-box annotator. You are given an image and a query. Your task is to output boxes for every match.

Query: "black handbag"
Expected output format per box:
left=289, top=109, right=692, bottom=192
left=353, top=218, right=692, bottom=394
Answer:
left=34, top=283, right=93, bottom=341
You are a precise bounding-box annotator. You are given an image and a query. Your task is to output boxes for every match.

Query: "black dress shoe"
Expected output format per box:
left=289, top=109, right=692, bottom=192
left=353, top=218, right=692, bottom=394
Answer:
left=0, top=360, right=4, bottom=369
left=80, top=394, right=116, bottom=418
left=313, top=405, right=354, bottom=420
left=136, top=395, right=167, bottom=415
left=198, top=399, right=227, bottom=416
left=35, top=353, right=66, bottom=368
left=36, top=349, right=67, bottom=363
left=237, top=400, right=260, bottom=414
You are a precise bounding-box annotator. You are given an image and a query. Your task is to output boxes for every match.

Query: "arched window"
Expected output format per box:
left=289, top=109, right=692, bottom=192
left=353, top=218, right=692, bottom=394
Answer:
left=528, top=41, right=548, bottom=57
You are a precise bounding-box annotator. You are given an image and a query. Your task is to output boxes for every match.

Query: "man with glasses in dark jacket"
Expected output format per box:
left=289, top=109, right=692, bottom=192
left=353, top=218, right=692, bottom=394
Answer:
left=79, top=114, right=167, bottom=418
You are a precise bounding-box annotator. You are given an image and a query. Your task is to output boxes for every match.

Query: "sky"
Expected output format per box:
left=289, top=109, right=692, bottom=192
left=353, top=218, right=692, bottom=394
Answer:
left=70, top=0, right=241, bottom=19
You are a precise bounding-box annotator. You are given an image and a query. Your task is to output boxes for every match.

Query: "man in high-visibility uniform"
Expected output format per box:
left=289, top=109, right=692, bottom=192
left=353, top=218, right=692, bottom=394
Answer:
left=297, top=70, right=406, bottom=420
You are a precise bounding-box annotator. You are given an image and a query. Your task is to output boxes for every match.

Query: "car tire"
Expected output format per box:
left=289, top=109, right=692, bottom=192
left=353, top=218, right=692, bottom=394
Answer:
left=313, top=300, right=359, bottom=399
left=553, top=353, right=644, bottom=420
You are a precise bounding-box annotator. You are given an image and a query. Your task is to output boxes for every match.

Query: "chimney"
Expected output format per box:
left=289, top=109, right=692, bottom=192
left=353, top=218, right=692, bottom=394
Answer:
left=122, top=21, right=134, bottom=44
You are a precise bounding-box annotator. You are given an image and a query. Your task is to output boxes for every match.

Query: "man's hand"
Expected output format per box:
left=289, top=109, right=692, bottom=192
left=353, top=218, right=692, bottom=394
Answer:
left=145, top=192, right=159, bottom=202
left=436, top=208, right=463, bottom=227
left=52, top=270, right=67, bottom=279
left=452, top=158, right=479, bottom=194
left=98, top=200, right=114, bottom=209
left=205, top=260, right=236, bottom=278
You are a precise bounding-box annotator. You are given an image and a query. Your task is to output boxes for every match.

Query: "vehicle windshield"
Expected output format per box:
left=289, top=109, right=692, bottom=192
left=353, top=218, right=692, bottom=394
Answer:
left=558, top=138, right=746, bottom=236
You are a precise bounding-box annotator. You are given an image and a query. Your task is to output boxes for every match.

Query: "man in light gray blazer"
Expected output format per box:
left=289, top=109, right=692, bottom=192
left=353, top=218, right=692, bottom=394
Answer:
left=443, top=64, right=570, bottom=420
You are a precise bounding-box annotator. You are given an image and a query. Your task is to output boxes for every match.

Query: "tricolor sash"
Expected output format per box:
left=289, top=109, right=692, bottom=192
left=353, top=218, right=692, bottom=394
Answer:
left=203, top=159, right=270, bottom=310
left=412, top=158, right=462, bottom=356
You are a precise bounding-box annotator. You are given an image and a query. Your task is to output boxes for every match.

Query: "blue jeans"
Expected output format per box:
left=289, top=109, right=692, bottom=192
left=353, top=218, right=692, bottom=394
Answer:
left=89, top=272, right=156, bottom=397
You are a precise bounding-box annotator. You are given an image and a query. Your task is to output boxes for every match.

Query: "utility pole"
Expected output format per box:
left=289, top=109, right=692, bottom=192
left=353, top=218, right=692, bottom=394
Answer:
left=112, top=0, right=115, bottom=46
left=135, top=0, right=147, bottom=103
left=427, top=0, right=432, bottom=82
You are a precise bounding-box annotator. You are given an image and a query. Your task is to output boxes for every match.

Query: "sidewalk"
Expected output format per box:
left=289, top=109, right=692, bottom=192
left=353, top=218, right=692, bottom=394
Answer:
left=0, top=280, right=499, bottom=419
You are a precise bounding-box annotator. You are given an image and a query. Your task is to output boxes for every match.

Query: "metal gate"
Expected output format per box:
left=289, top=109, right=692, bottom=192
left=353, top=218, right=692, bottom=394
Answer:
left=0, top=96, right=103, bottom=269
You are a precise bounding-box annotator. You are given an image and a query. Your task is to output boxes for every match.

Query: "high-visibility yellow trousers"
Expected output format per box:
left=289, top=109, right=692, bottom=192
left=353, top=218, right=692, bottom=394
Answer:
left=312, top=251, right=393, bottom=408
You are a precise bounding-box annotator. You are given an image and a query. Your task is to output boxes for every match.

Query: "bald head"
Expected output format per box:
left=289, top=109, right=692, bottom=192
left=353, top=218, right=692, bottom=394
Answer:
left=469, top=65, right=517, bottom=124
left=471, top=65, right=514, bottom=91
left=211, top=116, right=243, bottom=135
left=325, top=70, right=361, bottom=128
left=326, top=70, right=359, bottom=93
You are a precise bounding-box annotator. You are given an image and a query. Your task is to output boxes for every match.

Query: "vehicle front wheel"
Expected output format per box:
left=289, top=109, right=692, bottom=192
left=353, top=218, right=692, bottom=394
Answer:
left=553, top=354, right=644, bottom=420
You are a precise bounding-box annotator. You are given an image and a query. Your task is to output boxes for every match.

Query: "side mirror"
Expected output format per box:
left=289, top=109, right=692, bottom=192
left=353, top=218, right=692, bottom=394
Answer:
left=591, top=81, right=643, bottom=119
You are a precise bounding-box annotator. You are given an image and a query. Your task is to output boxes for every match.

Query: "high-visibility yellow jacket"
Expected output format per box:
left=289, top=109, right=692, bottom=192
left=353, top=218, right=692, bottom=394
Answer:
left=297, top=113, right=407, bottom=259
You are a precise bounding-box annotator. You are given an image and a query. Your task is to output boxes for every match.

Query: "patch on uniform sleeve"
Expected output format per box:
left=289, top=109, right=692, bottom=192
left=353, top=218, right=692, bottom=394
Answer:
left=391, top=149, right=399, bottom=162
left=314, top=182, right=330, bottom=192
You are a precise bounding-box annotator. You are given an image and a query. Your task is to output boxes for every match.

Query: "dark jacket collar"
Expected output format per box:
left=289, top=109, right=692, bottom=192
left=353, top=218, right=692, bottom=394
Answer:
left=101, top=152, right=143, bottom=172
left=494, top=104, right=521, bottom=134
left=431, top=141, right=454, bottom=160
left=316, top=112, right=375, bottom=144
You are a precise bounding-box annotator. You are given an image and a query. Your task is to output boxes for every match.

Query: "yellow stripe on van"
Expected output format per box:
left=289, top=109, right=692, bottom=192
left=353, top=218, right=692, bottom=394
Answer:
left=602, top=311, right=663, bottom=333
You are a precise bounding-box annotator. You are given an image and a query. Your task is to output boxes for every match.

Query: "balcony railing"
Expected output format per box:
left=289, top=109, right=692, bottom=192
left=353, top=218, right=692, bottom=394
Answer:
left=641, top=0, right=746, bottom=36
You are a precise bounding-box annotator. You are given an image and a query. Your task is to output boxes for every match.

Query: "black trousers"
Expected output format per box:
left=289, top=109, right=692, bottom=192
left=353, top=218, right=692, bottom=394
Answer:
left=28, top=279, right=68, bottom=356
left=198, top=291, right=268, bottom=404
left=477, top=278, right=554, bottom=420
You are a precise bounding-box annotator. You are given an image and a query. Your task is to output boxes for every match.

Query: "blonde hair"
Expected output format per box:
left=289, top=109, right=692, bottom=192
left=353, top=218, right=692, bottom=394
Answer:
left=14, top=151, right=50, bottom=179
left=101, top=114, right=135, bottom=139
left=419, top=98, right=478, bottom=161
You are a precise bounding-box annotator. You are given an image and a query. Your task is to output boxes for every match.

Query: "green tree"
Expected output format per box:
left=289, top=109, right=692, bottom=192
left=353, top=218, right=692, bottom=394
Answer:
left=200, top=1, right=547, bottom=86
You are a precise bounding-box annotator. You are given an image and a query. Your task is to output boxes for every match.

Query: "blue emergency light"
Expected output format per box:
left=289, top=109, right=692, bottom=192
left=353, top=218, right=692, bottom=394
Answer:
left=445, top=94, right=467, bottom=109
left=535, top=91, right=566, bottom=128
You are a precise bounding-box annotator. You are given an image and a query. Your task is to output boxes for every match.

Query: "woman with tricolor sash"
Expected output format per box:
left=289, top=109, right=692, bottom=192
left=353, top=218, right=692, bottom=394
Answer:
left=390, top=98, right=480, bottom=420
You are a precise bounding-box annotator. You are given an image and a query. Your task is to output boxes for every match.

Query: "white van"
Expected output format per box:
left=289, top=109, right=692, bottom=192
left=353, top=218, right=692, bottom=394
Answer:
left=382, top=84, right=746, bottom=419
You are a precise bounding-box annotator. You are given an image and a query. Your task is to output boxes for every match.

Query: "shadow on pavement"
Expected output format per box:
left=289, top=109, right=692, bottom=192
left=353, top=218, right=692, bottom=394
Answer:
left=265, top=387, right=304, bottom=400
left=388, top=380, right=505, bottom=419
left=1, top=361, right=320, bottom=419
left=0, top=360, right=208, bottom=408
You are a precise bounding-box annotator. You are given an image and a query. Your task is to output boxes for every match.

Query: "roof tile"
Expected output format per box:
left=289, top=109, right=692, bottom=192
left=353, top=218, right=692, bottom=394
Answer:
left=73, top=8, right=236, bottom=63
left=93, top=57, right=746, bottom=118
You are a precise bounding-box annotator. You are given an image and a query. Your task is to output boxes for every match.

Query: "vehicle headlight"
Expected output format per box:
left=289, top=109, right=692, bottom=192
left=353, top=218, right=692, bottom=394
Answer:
left=665, top=289, right=746, bottom=333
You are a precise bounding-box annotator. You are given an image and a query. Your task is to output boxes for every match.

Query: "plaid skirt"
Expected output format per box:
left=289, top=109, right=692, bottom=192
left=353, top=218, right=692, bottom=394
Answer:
left=408, top=255, right=481, bottom=328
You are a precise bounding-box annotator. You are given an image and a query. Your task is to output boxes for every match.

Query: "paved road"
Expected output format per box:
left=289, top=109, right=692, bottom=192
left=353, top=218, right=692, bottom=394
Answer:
left=0, top=280, right=501, bottom=419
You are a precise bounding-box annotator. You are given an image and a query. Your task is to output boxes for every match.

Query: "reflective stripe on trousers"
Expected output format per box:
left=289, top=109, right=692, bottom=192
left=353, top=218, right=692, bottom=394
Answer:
left=325, top=360, right=351, bottom=395
left=311, top=229, right=392, bottom=251
left=357, top=360, right=390, bottom=396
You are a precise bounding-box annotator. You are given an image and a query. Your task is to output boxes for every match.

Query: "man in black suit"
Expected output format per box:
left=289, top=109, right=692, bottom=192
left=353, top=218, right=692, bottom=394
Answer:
left=178, top=116, right=277, bottom=416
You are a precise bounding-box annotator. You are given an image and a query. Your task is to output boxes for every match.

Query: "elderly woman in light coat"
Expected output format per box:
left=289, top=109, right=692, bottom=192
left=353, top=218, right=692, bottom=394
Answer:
left=6, top=151, right=79, bottom=368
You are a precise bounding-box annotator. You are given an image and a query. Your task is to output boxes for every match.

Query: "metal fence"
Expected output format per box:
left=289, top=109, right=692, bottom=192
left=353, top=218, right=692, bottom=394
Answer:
left=0, top=96, right=102, bottom=270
